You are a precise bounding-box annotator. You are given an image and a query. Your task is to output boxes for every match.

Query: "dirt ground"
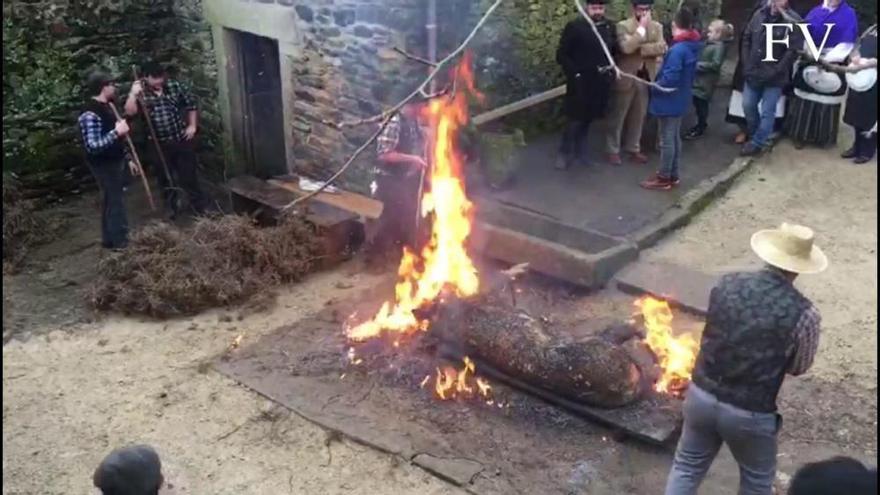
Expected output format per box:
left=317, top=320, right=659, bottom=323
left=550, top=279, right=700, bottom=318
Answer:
left=3, top=135, right=876, bottom=494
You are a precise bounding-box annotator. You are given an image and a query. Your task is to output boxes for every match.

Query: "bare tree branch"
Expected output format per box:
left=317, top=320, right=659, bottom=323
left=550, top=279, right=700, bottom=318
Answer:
left=281, top=0, right=504, bottom=212
left=573, top=0, right=674, bottom=93
left=393, top=47, right=438, bottom=67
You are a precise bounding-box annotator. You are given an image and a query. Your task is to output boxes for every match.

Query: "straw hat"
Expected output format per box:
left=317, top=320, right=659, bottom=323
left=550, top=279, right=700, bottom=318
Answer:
left=750, top=223, right=828, bottom=274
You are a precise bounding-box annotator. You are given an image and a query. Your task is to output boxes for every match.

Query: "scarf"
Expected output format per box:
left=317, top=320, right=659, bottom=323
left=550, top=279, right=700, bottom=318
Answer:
left=673, top=29, right=701, bottom=43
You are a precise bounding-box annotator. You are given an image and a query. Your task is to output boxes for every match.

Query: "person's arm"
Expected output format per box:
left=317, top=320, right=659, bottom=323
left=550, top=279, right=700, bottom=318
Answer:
left=787, top=305, right=821, bottom=376
left=697, top=44, right=725, bottom=74
left=178, top=81, right=199, bottom=140
left=78, top=112, right=127, bottom=154
left=617, top=21, right=642, bottom=55
left=124, top=81, right=142, bottom=116
left=741, top=13, right=755, bottom=65
left=639, top=21, right=667, bottom=57
left=653, top=49, right=683, bottom=90
left=556, top=23, right=579, bottom=77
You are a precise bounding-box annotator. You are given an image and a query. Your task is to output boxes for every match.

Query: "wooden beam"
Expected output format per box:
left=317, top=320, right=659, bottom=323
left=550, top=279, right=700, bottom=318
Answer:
left=471, top=85, right=566, bottom=127
left=269, top=176, right=384, bottom=220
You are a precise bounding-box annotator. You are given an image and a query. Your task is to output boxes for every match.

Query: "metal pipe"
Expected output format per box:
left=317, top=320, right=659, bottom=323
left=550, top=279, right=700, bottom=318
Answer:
left=427, top=0, right=438, bottom=93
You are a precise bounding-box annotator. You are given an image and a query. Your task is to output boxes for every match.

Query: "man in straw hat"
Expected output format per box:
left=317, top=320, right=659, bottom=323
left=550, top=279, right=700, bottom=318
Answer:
left=665, top=223, right=828, bottom=495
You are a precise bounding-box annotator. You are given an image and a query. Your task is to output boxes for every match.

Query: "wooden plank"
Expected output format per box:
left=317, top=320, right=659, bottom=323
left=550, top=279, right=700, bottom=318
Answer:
left=227, top=175, right=357, bottom=228
left=269, top=176, right=384, bottom=220
left=472, top=85, right=566, bottom=127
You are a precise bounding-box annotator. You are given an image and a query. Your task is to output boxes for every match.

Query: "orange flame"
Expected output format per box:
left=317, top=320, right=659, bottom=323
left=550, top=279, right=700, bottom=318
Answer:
left=347, top=55, right=480, bottom=341
left=635, top=296, right=699, bottom=394
left=433, top=356, right=492, bottom=401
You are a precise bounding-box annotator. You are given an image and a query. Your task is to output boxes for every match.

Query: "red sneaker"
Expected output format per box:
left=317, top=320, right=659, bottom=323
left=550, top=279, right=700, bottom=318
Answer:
left=628, top=152, right=649, bottom=164
left=640, top=175, right=673, bottom=190
left=608, top=153, right=622, bottom=166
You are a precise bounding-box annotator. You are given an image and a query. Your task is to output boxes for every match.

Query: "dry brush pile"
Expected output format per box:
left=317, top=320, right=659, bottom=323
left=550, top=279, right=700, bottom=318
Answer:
left=89, top=214, right=323, bottom=318
left=2, top=177, right=46, bottom=272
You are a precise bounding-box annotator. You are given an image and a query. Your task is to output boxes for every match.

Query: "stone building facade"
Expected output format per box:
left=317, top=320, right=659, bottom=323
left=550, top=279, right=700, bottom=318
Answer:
left=205, top=0, right=454, bottom=191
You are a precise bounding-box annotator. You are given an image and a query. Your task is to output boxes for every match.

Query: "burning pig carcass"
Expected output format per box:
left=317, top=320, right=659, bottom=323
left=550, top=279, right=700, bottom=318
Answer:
left=343, top=54, right=698, bottom=437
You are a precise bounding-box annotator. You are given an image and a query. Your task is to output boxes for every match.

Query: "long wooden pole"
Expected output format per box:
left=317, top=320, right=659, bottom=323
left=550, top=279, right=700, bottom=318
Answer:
left=131, top=66, right=175, bottom=188
left=108, top=102, right=156, bottom=211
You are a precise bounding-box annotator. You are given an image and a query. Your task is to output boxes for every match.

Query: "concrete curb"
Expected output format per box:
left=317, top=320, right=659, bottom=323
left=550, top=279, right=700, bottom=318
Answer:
left=627, top=156, right=755, bottom=251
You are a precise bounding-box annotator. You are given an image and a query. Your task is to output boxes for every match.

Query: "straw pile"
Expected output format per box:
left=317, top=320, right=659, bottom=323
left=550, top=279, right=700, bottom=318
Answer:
left=89, top=214, right=322, bottom=317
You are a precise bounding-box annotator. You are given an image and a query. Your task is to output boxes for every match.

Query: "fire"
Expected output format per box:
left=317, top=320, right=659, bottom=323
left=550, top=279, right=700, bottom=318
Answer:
left=433, top=356, right=492, bottom=400
left=635, top=296, right=699, bottom=395
left=346, top=54, right=481, bottom=341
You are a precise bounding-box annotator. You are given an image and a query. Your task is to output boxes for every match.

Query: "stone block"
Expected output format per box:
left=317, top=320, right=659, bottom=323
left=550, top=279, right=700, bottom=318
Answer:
left=614, top=262, right=719, bottom=316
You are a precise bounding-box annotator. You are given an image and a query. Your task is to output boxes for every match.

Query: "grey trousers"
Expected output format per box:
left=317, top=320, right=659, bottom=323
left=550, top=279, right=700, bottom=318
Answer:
left=665, top=384, right=780, bottom=495
left=606, top=84, right=649, bottom=155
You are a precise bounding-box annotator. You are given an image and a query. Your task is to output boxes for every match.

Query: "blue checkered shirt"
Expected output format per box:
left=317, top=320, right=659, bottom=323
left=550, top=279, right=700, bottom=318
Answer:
left=78, top=111, right=130, bottom=161
left=139, top=79, right=197, bottom=143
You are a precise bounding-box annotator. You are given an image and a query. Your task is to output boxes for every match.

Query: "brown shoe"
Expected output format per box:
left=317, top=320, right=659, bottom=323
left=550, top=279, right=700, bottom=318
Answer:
left=734, top=132, right=747, bottom=145
left=608, top=153, right=622, bottom=166
left=640, top=175, right=673, bottom=190
left=628, top=152, right=649, bottom=164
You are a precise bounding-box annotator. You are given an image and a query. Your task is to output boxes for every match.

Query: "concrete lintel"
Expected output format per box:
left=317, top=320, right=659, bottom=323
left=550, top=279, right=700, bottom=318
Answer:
left=205, top=0, right=303, bottom=45
left=470, top=222, right=638, bottom=289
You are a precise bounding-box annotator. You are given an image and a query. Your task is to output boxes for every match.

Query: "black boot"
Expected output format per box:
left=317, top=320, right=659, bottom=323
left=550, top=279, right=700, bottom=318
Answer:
left=841, top=145, right=858, bottom=159
left=684, top=126, right=706, bottom=140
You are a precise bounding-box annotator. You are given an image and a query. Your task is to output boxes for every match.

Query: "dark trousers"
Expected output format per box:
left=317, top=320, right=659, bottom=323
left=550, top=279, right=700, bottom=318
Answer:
left=693, top=97, right=710, bottom=131
left=851, top=128, right=877, bottom=160
left=88, top=158, right=129, bottom=249
left=369, top=171, right=422, bottom=259
left=149, top=139, right=207, bottom=216
left=559, top=119, right=592, bottom=160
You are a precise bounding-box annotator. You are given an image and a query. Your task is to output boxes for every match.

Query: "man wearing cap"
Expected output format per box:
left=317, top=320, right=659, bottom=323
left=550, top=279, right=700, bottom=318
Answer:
left=93, top=444, right=164, bottom=495
left=78, top=69, right=138, bottom=250
left=125, top=61, right=207, bottom=219
left=555, top=0, right=617, bottom=170
left=606, top=0, right=667, bottom=166
left=665, top=223, right=828, bottom=495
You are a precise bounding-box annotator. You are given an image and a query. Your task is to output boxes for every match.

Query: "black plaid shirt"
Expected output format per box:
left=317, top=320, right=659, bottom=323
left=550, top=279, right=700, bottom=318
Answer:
left=139, top=79, right=197, bottom=143
left=78, top=111, right=131, bottom=161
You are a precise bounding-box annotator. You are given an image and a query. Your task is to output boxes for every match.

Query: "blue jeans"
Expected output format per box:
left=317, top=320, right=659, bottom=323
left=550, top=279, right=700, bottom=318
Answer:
left=658, top=116, right=683, bottom=180
left=742, top=82, right=783, bottom=149
left=88, top=158, right=129, bottom=248
left=664, top=384, right=780, bottom=495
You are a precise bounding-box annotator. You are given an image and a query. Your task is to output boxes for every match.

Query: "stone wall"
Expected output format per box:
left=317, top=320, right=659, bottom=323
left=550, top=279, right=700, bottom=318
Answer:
left=2, top=0, right=219, bottom=199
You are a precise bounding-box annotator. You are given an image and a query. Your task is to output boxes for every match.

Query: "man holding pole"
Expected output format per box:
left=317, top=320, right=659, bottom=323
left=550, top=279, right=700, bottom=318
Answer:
left=125, top=61, right=206, bottom=219
left=367, top=103, right=428, bottom=267
left=555, top=0, right=617, bottom=170
left=78, top=69, right=139, bottom=250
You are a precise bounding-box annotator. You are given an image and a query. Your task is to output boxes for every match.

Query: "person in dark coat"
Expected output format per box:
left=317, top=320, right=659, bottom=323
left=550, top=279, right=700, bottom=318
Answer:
left=841, top=24, right=877, bottom=164
left=787, top=456, right=877, bottom=495
left=555, top=0, right=617, bottom=169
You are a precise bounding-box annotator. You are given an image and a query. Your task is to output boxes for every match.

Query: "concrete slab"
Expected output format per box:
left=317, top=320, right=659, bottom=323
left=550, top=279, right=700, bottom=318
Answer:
left=214, top=286, right=686, bottom=494
left=614, top=262, right=720, bottom=316
left=470, top=221, right=637, bottom=290
left=474, top=89, right=741, bottom=239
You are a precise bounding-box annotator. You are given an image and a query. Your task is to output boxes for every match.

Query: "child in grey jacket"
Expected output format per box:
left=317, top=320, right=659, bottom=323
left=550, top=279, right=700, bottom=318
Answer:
left=685, top=20, right=734, bottom=140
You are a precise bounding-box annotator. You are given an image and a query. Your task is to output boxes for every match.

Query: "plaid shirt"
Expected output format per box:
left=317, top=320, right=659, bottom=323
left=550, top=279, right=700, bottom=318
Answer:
left=139, top=79, right=197, bottom=143
left=788, top=304, right=821, bottom=376
left=78, top=111, right=130, bottom=161
left=376, top=114, right=403, bottom=156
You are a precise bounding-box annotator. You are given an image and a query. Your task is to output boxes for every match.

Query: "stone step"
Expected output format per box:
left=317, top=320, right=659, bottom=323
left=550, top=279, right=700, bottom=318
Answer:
left=614, top=261, right=719, bottom=316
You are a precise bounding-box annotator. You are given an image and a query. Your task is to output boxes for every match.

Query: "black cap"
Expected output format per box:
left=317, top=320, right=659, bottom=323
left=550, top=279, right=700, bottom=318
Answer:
left=632, top=0, right=654, bottom=5
left=93, top=444, right=163, bottom=495
left=585, top=0, right=608, bottom=4
left=141, top=61, right=167, bottom=78
left=86, top=69, right=115, bottom=96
